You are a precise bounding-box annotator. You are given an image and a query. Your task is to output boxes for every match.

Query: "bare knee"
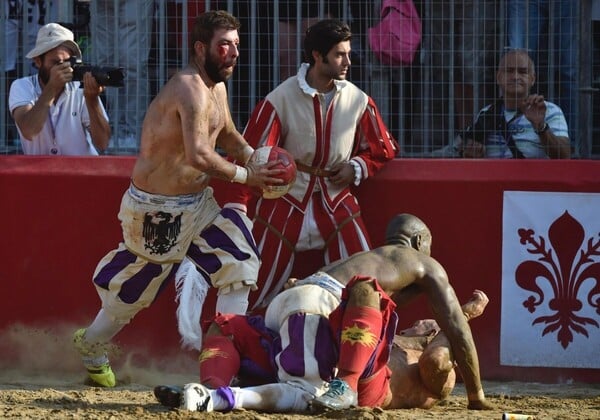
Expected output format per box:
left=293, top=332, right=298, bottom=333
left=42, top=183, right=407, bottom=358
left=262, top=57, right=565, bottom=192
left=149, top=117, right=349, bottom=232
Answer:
left=418, top=346, right=456, bottom=398
left=420, top=346, right=453, bottom=375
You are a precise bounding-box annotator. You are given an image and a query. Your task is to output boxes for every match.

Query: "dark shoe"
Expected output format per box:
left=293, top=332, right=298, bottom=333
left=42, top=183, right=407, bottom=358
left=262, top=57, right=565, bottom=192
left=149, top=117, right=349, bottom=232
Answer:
left=154, top=385, right=183, bottom=408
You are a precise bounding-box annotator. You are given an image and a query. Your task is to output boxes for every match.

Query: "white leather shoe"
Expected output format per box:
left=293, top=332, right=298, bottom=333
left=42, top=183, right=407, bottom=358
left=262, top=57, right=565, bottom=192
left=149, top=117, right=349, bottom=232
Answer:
left=181, top=382, right=213, bottom=412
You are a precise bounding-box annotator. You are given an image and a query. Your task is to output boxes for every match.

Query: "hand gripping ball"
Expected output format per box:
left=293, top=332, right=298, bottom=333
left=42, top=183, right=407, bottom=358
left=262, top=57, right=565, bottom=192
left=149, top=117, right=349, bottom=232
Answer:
left=249, top=146, right=297, bottom=199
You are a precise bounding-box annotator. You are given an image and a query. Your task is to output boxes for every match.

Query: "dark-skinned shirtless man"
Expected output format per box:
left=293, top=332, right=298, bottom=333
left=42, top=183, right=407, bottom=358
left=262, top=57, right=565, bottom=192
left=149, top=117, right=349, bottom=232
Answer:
left=155, top=214, right=493, bottom=411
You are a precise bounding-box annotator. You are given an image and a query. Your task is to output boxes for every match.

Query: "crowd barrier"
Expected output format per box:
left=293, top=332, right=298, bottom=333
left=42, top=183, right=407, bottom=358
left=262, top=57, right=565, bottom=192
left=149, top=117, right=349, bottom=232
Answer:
left=1, top=156, right=598, bottom=383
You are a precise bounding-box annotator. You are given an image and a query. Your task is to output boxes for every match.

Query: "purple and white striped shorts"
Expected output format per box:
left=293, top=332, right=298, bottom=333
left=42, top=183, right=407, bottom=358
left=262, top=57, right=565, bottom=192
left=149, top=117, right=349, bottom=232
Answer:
left=92, top=184, right=260, bottom=322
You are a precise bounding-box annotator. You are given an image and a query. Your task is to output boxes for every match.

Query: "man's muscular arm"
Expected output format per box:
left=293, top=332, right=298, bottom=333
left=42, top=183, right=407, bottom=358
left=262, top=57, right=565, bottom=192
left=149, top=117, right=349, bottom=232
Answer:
left=416, top=260, right=493, bottom=410
left=177, top=81, right=282, bottom=188
left=213, top=85, right=255, bottom=164
left=412, top=290, right=490, bottom=402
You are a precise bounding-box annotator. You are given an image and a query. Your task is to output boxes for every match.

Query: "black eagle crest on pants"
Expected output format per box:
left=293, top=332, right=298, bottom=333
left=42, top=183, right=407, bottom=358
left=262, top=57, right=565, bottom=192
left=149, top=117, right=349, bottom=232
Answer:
left=142, top=211, right=182, bottom=255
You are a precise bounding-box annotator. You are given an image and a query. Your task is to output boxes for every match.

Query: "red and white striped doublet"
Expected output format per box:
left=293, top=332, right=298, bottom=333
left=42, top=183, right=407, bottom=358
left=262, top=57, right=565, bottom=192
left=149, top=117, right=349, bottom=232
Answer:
left=234, top=64, right=398, bottom=309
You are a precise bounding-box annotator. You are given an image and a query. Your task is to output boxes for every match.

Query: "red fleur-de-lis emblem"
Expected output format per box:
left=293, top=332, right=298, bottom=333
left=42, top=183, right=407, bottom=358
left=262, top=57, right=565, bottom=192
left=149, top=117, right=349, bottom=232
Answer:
left=516, top=211, right=600, bottom=349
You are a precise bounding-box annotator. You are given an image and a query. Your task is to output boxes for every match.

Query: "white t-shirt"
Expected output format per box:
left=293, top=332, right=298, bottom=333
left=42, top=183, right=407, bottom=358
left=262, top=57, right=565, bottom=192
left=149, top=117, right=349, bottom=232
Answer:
left=9, top=75, right=109, bottom=155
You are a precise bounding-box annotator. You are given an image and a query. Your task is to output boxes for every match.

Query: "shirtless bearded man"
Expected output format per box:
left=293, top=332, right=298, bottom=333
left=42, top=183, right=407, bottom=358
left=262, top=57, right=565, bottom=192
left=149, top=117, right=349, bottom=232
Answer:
left=72, top=10, right=284, bottom=387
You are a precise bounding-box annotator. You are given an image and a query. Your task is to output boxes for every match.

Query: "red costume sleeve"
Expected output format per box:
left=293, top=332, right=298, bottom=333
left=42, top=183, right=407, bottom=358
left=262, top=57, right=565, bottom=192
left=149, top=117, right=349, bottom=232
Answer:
left=352, top=97, right=399, bottom=178
left=215, top=100, right=283, bottom=210
left=243, top=100, right=283, bottom=148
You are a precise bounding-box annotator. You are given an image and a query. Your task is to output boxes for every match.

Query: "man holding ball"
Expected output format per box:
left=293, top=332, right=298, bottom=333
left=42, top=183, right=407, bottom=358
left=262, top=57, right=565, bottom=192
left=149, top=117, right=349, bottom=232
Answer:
left=73, top=11, right=284, bottom=387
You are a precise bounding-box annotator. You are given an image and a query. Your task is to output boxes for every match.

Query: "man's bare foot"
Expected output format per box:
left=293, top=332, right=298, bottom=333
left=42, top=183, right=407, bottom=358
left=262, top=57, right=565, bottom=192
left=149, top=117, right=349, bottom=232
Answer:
left=467, top=398, right=494, bottom=410
left=462, top=290, right=489, bottom=321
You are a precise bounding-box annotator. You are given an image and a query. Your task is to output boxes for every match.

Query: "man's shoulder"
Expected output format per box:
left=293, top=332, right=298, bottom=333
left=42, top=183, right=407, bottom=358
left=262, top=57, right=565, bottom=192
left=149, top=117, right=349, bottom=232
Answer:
left=340, top=80, right=371, bottom=104
left=9, top=75, right=38, bottom=109
left=543, top=100, right=564, bottom=114
left=264, top=78, right=302, bottom=106
left=159, top=71, right=208, bottom=101
left=268, top=77, right=297, bottom=95
left=339, top=79, right=365, bottom=94
left=10, top=75, right=36, bottom=90
left=376, top=244, right=438, bottom=266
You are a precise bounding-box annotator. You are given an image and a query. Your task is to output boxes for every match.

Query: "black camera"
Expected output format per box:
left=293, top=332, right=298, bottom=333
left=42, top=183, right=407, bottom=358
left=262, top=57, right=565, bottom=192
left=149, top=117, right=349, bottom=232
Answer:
left=461, top=100, right=505, bottom=144
left=69, top=56, right=125, bottom=87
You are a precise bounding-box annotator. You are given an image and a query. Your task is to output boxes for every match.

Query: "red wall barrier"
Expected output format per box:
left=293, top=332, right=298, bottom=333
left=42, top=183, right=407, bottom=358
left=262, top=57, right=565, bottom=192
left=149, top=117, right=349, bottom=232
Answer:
left=1, top=156, right=599, bottom=383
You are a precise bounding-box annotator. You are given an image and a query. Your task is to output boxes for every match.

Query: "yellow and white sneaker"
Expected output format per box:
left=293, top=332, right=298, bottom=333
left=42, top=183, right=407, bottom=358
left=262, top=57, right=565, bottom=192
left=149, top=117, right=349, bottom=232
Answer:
left=73, top=328, right=116, bottom=387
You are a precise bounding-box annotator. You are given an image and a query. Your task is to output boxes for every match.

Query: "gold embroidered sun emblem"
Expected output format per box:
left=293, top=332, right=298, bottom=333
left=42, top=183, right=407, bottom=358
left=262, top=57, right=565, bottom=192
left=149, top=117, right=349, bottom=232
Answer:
left=199, top=347, right=229, bottom=363
left=340, top=323, right=378, bottom=347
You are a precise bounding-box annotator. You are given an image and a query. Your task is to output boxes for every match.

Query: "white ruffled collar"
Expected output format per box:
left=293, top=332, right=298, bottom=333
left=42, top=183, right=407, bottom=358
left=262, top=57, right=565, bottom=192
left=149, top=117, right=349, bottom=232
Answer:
left=297, top=63, right=347, bottom=96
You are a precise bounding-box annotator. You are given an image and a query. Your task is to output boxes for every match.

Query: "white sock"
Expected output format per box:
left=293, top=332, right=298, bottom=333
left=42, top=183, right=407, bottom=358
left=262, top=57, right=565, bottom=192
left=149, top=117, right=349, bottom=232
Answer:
left=215, top=383, right=312, bottom=412
left=85, top=309, right=127, bottom=343
left=209, top=388, right=233, bottom=411
left=216, top=286, right=251, bottom=315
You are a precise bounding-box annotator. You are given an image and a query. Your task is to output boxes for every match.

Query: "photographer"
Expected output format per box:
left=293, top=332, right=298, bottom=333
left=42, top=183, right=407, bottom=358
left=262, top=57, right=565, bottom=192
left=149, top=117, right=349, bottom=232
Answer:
left=9, top=23, right=110, bottom=155
left=460, top=49, right=571, bottom=159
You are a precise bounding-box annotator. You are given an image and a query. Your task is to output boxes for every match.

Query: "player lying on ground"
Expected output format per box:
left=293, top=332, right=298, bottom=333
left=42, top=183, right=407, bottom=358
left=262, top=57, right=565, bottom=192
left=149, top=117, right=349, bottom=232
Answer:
left=155, top=290, right=489, bottom=412
left=155, top=213, right=493, bottom=411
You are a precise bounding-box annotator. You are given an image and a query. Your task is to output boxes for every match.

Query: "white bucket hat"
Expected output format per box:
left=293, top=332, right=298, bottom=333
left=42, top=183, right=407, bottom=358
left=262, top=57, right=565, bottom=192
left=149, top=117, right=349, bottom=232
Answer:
left=26, top=23, right=82, bottom=59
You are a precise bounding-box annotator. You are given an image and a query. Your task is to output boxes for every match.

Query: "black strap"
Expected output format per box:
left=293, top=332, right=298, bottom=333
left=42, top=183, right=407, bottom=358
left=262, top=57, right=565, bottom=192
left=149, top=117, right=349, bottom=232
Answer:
left=497, top=101, right=525, bottom=159
left=461, top=98, right=525, bottom=159
left=505, top=134, right=525, bottom=159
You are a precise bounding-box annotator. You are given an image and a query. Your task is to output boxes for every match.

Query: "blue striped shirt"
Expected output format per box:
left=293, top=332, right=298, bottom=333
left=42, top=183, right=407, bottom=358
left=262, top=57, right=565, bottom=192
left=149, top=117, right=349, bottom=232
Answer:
left=477, top=101, right=569, bottom=159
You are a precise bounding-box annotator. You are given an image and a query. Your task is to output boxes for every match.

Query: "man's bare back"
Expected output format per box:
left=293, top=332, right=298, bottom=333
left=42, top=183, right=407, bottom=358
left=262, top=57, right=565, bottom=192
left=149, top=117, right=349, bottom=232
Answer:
left=324, top=245, right=444, bottom=300
left=320, top=214, right=492, bottom=410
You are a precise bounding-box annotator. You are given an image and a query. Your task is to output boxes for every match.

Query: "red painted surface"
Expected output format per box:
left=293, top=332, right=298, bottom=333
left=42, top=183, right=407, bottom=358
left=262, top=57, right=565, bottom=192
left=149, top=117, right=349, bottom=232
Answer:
left=1, top=156, right=599, bottom=383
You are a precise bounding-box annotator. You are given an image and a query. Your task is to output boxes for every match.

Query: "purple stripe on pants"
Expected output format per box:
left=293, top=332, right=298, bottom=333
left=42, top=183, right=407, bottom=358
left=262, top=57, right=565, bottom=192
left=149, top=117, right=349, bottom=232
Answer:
left=93, top=247, right=167, bottom=304
left=316, top=316, right=337, bottom=382
left=221, top=207, right=260, bottom=257
left=94, top=248, right=137, bottom=290
left=200, top=224, right=251, bottom=263
left=278, top=313, right=338, bottom=382
left=118, top=262, right=164, bottom=304
left=187, top=242, right=222, bottom=275
left=278, top=313, right=306, bottom=377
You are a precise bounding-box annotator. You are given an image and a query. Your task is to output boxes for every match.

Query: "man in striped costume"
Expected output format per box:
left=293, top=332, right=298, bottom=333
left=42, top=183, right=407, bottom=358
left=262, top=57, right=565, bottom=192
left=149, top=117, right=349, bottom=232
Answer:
left=225, top=19, right=398, bottom=310
left=72, top=11, right=284, bottom=388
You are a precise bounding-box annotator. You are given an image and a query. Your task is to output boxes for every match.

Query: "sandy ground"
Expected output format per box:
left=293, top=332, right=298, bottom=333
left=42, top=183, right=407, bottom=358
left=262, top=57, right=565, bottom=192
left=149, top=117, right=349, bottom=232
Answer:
left=1, top=324, right=599, bottom=419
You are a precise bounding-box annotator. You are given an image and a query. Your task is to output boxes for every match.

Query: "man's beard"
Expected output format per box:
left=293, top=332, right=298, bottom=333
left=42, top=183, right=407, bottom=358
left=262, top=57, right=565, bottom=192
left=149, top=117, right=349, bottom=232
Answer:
left=204, top=50, right=234, bottom=84
left=38, top=66, right=50, bottom=85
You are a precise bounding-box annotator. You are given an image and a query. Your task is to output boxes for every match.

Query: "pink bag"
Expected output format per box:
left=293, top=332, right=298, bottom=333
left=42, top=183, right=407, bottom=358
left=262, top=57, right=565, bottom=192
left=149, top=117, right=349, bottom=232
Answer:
left=368, top=0, right=422, bottom=66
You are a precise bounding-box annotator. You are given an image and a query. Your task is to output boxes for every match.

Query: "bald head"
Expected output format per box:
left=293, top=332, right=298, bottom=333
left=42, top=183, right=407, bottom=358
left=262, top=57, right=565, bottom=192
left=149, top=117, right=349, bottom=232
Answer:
left=385, top=214, right=432, bottom=255
left=498, top=49, right=535, bottom=75
left=496, top=48, right=536, bottom=105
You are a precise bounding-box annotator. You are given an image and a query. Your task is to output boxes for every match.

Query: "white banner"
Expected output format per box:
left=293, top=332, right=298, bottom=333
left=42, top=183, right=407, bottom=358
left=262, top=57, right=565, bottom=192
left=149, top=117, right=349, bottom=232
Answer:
left=501, top=191, right=600, bottom=368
